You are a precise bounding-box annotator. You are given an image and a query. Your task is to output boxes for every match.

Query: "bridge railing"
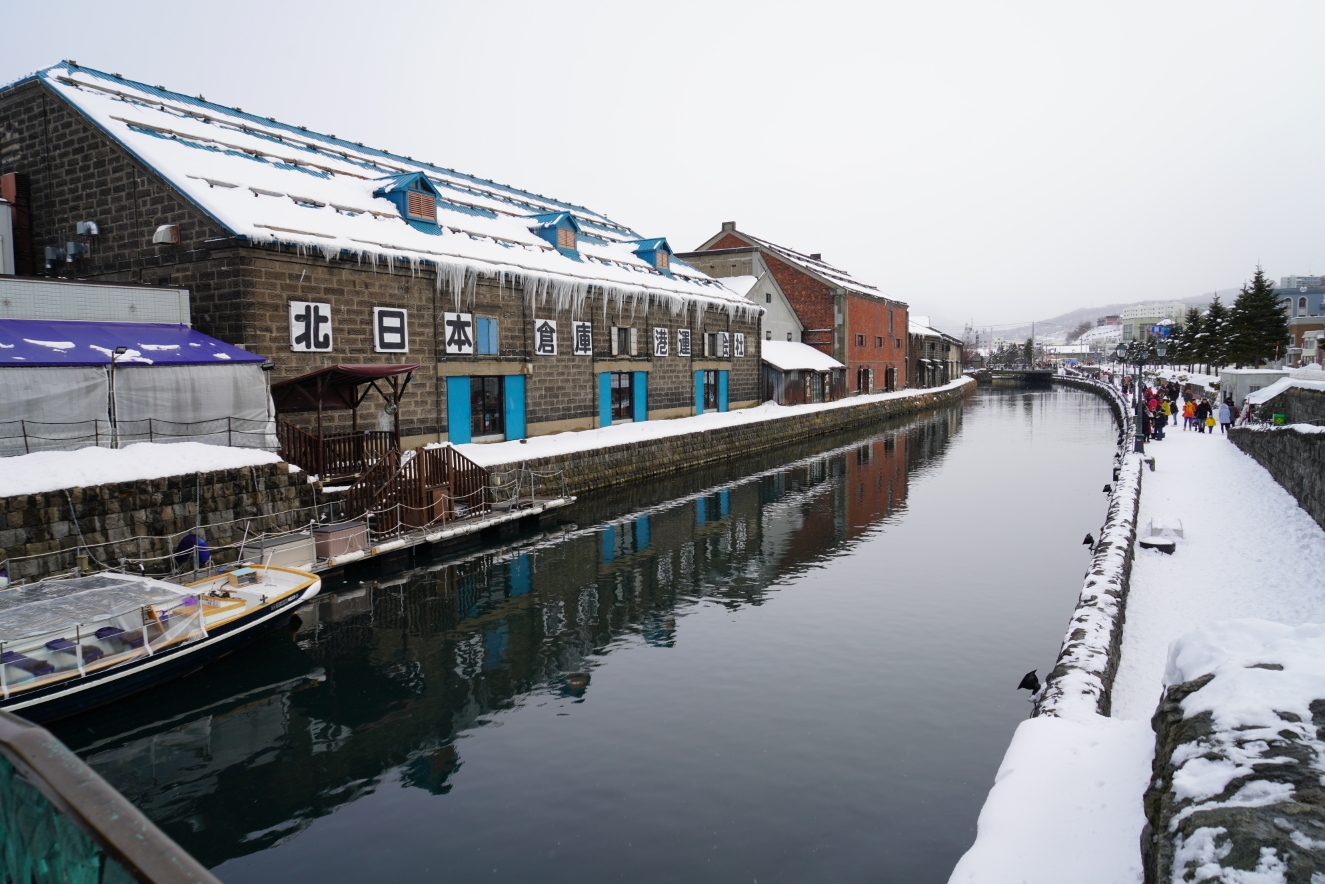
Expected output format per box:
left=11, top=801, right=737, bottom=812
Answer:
left=0, top=709, right=219, bottom=883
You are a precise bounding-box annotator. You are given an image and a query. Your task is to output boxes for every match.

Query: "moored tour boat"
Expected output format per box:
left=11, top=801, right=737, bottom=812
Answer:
left=0, top=565, right=321, bottom=722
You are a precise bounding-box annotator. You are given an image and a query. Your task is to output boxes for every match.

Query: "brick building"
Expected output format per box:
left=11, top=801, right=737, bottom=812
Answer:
left=907, top=316, right=964, bottom=387
left=678, top=223, right=907, bottom=393
left=0, top=62, right=761, bottom=450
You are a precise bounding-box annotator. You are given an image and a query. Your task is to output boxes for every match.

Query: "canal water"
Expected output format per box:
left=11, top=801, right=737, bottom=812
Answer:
left=51, top=386, right=1117, bottom=883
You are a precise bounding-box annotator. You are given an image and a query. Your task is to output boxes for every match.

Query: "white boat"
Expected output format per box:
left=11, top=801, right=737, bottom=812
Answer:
left=0, top=566, right=321, bottom=722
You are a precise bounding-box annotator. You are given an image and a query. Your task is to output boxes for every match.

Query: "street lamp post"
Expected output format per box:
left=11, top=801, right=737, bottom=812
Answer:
left=1116, top=341, right=1146, bottom=454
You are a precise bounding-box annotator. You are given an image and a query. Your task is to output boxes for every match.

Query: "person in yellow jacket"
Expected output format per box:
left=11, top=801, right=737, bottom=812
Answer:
left=1181, top=399, right=1196, bottom=431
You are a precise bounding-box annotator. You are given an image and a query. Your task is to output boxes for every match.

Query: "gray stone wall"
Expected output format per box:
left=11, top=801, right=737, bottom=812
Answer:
left=492, top=381, right=974, bottom=498
left=1252, top=385, right=1325, bottom=425
left=1229, top=424, right=1325, bottom=532
left=0, top=463, right=318, bottom=582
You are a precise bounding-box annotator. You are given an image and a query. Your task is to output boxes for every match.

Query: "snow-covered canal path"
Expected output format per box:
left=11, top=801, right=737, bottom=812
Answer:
left=953, top=420, right=1325, bottom=884
left=1112, top=425, right=1325, bottom=717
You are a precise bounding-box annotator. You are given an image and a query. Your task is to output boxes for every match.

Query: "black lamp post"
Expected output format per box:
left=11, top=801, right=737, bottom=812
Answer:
left=1116, top=341, right=1146, bottom=453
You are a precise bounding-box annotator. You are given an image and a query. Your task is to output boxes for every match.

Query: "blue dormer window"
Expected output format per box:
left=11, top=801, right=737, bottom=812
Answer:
left=527, top=212, right=581, bottom=256
left=629, top=238, right=674, bottom=276
left=373, top=172, right=441, bottom=234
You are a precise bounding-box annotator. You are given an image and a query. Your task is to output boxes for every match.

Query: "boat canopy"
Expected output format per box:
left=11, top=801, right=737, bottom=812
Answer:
left=0, top=575, right=187, bottom=642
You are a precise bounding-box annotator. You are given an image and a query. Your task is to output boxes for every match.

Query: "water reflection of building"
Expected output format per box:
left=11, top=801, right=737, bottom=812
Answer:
left=64, top=409, right=960, bottom=869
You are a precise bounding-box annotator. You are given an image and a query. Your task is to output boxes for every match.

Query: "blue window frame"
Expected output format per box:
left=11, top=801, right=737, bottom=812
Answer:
left=476, top=317, right=499, bottom=355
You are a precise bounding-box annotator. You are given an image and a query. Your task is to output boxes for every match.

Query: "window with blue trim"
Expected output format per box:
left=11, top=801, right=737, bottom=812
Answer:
left=476, top=317, right=499, bottom=355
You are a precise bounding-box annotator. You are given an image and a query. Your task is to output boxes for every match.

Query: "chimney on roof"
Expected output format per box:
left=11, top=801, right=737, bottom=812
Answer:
left=721, top=221, right=735, bottom=232
left=810, top=253, right=822, bottom=261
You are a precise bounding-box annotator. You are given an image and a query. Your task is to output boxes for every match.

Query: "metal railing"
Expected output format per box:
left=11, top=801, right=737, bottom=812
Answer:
left=0, top=709, right=219, bottom=883
left=0, top=416, right=276, bottom=457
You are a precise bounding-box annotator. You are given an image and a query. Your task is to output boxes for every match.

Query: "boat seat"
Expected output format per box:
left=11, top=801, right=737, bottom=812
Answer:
left=44, top=639, right=104, bottom=664
left=2, top=651, right=55, bottom=677
left=94, top=627, right=124, bottom=641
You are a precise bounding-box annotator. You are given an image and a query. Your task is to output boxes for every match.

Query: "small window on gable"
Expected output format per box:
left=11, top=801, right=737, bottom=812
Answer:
left=558, top=228, right=576, bottom=250
left=657, top=251, right=669, bottom=271
left=407, top=190, right=436, bottom=222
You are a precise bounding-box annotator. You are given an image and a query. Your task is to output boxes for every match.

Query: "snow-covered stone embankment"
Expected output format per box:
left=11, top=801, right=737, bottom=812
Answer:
left=1145, top=621, right=1325, bottom=882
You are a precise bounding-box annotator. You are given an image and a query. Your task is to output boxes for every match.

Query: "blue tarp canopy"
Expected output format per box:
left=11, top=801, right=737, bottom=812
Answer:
left=0, top=320, right=266, bottom=367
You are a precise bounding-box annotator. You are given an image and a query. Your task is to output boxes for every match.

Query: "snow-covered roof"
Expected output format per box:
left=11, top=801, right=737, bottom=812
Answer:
left=32, top=62, right=756, bottom=318
left=760, top=340, right=844, bottom=372
left=908, top=319, right=959, bottom=343
left=719, top=275, right=759, bottom=298
left=1047, top=344, right=1091, bottom=354
left=0, top=319, right=266, bottom=366
left=691, top=228, right=899, bottom=305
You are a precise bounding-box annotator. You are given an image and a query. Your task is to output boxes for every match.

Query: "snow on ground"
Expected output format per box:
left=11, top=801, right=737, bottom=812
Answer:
left=1111, top=426, right=1325, bottom=719
left=0, top=443, right=283, bottom=497
left=448, top=377, right=973, bottom=468
left=948, top=714, right=1153, bottom=884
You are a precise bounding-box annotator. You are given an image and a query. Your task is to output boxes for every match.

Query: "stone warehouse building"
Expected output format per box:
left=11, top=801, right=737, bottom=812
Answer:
left=678, top=223, right=907, bottom=395
left=0, top=62, right=761, bottom=449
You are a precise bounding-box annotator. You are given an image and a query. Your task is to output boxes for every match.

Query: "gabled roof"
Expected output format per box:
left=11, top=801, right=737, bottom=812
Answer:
left=629, top=238, right=672, bottom=253
left=372, top=171, right=441, bottom=197
left=686, top=226, right=905, bottom=307
left=26, top=62, right=757, bottom=317
left=761, top=341, right=845, bottom=372
left=526, top=211, right=582, bottom=232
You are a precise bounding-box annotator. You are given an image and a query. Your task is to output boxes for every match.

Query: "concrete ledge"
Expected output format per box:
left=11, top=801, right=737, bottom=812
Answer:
left=436, top=360, right=531, bottom=377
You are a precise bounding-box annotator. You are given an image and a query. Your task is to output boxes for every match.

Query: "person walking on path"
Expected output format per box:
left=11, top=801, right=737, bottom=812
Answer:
left=1155, top=404, right=1168, bottom=440
left=1182, top=399, right=1196, bottom=430
left=1218, top=400, right=1232, bottom=434
left=1195, top=398, right=1212, bottom=434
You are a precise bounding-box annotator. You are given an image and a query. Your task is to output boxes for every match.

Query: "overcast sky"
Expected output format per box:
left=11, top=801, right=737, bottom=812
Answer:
left=4, top=1, right=1322, bottom=331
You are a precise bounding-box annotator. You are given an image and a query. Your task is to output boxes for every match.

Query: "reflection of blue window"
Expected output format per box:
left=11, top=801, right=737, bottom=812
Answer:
left=509, top=555, right=531, bottom=597
left=634, top=516, right=650, bottom=549
left=476, top=317, right=499, bottom=355
left=719, top=490, right=730, bottom=517
left=601, top=526, right=616, bottom=562
left=484, top=624, right=508, bottom=669
left=696, top=499, right=706, bottom=526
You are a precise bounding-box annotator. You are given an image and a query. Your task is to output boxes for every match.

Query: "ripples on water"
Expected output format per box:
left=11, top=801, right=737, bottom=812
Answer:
left=51, top=387, right=1116, bottom=883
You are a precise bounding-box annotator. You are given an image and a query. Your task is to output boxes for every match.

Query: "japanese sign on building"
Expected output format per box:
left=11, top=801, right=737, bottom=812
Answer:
left=443, top=312, right=474, bottom=355
left=373, top=307, right=409, bottom=353
left=533, top=318, right=558, bottom=356
left=572, top=321, right=593, bottom=356
left=676, top=328, right=692, bottom=357
left=653, top=327, right=669, bottom=357
left=720, top=332, right=731, bottom=359
left=289, top=301, right=332, bottom=352
left=733, top=332, right=745, bottom=358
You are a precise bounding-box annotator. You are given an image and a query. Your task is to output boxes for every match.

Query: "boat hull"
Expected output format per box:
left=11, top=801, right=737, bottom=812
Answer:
left=1, top=583, right=319, bottom=724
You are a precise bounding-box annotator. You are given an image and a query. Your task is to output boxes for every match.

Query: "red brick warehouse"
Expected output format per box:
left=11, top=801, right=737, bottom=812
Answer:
left=679, top=223, right=908, bottom=393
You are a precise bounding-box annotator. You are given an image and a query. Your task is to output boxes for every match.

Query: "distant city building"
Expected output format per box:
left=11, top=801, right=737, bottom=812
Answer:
left=1120, top=302, right=1185, bottom=342
left=1275, top=280, right=1325, bottom=366
left=1096, top=315, right=1120, bottom=326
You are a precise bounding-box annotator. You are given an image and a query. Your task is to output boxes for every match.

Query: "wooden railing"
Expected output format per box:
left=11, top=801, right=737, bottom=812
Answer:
left=277, top=421, right=396, bottom=481
left=344, top=445, right=491, bottom=539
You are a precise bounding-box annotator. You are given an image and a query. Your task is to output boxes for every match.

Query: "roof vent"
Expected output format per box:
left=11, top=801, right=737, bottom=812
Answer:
left=152, top=224, right=180, bottom=245
left=810, top=253, right=822, bottom=261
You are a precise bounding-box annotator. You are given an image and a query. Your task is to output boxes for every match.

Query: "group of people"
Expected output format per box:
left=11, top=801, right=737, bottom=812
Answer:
left=1120, top=376, right=1235, bottom=441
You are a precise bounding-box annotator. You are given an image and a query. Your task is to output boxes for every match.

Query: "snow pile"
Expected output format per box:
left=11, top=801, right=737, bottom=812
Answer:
left=0, top=443, right=283, bottom=497
left=444, top=377, right=974, bottom=467
left=948, top=714, right=1152, bottom=884
left=1146, top=620, right=1325, bottom=882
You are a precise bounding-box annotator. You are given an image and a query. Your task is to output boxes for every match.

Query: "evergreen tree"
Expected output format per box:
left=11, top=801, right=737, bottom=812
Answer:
left=1177, top=307, right=1203, bottom=369
left=1201, top=295, right=1230, bottom=370
left=1227, top=267, right=1290, bottom=366
left=1023, top=337, right=1034, bottom=364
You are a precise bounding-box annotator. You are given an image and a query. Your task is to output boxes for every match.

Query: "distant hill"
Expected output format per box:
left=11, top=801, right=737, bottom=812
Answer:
left=938, top=289, right=1241, bottom=344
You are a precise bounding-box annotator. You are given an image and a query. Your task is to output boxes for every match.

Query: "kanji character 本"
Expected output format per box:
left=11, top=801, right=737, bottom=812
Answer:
left=534, top=318, right=558, bottom=356
left=653, top=327, right=669, bottom=357
left=573, top=321, right=592, bottom=356
left=444, top=312, right=473, bottom=354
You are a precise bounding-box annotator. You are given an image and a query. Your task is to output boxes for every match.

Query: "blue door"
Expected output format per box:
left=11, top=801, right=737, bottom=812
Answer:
left=598, top=373, right=612, bottom=427
left=446, top=376, right=471, bottom=444
left=718, top=370, right=729, bottom=412
left=504, top=374, right=526, bottom=440
left=694, top=369, right=705, bottom=415
left=633, top=371, right=648, bottom=422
